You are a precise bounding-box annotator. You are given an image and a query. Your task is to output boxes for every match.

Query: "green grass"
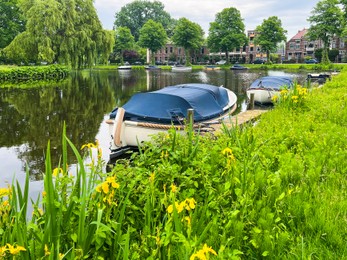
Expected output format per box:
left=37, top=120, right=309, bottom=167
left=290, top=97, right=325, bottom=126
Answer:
left=1, top=69, right=347, bottom=259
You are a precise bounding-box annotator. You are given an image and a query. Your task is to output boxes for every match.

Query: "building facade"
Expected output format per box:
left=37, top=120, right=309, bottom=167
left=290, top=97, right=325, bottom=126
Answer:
left=149, top=29, right=347, bottom=64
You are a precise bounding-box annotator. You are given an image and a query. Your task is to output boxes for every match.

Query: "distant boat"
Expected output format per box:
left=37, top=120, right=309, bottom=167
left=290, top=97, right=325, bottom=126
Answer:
left=246, top=76, right=293, bottom=104
left=171, top=65, right=192, bottom=72
left=117, top=65, right=132, bottom=70
left=106, top=83, right=237, bottom=159
left=204, top=65, right=220, bottom=71
left=145, top=65, right=161, bottom=70
left=307, top=73, right=331, bottom=84
left=230, top=64, right=248, bottom=70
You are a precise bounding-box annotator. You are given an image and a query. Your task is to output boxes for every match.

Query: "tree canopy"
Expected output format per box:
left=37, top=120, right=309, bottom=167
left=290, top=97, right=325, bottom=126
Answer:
left=207, top=7, right=248, bottom=63
left=0, top=0, right=26, bottom=49
left=254, top=16, right=287, bottom=63
left=3, top=0, right=114, bottom=68
left=307, top=0, right=343, bottom=64
left=172, top=18, right=204, bottom=65
left=114, top=27, right=135, bottom=64
left=114, top=0, right=173, bottom=41
left=138, top=19, right=167, bottom=64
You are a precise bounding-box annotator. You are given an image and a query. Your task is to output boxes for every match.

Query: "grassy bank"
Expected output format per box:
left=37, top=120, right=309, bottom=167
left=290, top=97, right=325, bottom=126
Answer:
left=93, top=63, right=347, bottom=72
left=1, top=70, right=347, bottom=259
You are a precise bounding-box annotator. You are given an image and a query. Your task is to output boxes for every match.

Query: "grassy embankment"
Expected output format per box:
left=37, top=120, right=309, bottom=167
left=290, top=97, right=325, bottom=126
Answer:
left=1, top=68, right=347, bottom=259
left=95, top=63, right=347, bottom=72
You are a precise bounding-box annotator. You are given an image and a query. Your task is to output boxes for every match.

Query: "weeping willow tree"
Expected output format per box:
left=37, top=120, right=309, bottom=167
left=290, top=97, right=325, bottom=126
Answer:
left=4, top=0, right=114, bottom=68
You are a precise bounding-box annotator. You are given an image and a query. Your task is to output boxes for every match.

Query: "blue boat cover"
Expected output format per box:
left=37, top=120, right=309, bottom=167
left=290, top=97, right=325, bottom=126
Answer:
left=249, top=76, right=293, bottom=90
left=110, top=83, right=232, bottom=124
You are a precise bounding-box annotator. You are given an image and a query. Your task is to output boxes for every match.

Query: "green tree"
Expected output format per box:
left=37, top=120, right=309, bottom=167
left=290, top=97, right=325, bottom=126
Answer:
left=115, top=27, right=135, bottom=64
left=0, top=0, right=26, bottom=49
left=254, top=16, right=287, bottom=63
left=207, top=7, right=248, bottom=64
left=307, top=0, right=343, bottom=64
left=114, top=0, right=173, bottom=41
left=3, top=0, right=114, bottom=68
left=138, top=19, right=167, bottom=64
left=172, top=18, right=204, bottom=66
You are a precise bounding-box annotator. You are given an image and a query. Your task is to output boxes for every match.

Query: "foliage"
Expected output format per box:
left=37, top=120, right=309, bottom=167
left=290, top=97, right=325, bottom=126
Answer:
left=3, top=0, right=114, bottom=69
left=114, top=0, right=174, bottom=41
left=307, top=0, right=343, bottom=64
left=0, top=65, right=69, bottom=83
left=172, top=18, right=204, bottom=66
left=138, top=19, right=167, bottom=65
left=0, top=0, right=26, bottom=49
left=114, top=27, right=135, bottom=64
left=328, top=48, right=339, bottom=62
left=207, top=7, right=248, bottom=63
left=254, top=16, right=287, bottom=63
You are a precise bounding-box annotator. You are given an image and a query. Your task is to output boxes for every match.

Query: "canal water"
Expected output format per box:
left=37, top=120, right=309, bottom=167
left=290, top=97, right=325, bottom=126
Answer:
left=0, top=69, right=306, bottom=193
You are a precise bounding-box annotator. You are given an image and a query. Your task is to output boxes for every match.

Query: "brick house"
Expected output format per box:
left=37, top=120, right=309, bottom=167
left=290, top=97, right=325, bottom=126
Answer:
left=151, top=43, right=210, bottom=64
left=285, top=29, right=323, bottom=62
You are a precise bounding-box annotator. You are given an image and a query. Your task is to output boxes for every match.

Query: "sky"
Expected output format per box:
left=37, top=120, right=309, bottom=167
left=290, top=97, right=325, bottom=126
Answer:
left=94, top=0, right=320, bottom=40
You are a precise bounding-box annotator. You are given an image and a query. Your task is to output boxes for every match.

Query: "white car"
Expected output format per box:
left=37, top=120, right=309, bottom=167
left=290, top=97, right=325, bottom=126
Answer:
left=216, top=60, right=227, bottom=65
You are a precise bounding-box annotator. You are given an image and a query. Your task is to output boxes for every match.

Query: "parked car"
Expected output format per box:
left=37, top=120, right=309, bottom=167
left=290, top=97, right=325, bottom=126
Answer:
left=216, top=60, right=227, bottom=65
left=133, top=61, right=142, bottom=65
left=252, top=59, right=265, bottom=64
left=305, top=59, right=318, bottom=64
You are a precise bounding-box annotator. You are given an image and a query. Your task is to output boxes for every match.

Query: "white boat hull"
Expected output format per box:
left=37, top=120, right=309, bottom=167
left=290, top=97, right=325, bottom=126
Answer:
left=246, top=89, right=279, bottom=104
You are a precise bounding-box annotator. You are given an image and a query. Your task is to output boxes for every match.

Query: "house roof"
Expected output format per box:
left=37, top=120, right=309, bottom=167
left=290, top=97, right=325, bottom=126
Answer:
left=290, top=29, right=308, bottom=40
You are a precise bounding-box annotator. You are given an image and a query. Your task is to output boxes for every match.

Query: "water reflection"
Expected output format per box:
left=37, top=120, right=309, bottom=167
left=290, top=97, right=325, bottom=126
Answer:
left=0, top=69, right=307, bottom=182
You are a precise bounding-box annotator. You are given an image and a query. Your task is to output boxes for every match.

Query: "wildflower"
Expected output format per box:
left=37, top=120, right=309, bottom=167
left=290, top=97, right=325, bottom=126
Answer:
left=190, top=244, right=217, bottom=260
left=167, top=204, right=173, bottom=214
left=272, top=95, right=279, bottom=102
left=184, top=216, right=191, bottom=226
left=2, top=200, right=9, bottom=207
left=52, top=167, right=63, bottom=177
left=44, top=244, right=50, bottom=256
left=185, top=198, right=196, bottom=210
left=0, top=187, right=11, bottom=198
left=280, top=89, right=288, bottom=96
left=6, top=244, right=26, bottom=255
left=81, top=142, right=97, bottom=150
left=96, top=176, right=120, bottom=194
left=167, top=198, right=196, bottom=214
left=149, top=172, right=155, bottom=182
left=170, top=183, right=177, bottom=193
left=0, top=245, right=7, bottom=256
left=101, top=182, right=109, bottom=194
left=42, top=191, right=47, bottom=197
left=221, top=147, right=232, bottom=156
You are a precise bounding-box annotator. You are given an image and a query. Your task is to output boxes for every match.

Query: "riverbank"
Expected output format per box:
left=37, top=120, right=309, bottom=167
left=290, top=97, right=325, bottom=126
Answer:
left=0, top=68, right=347, bottom=259
left=94, top=63, right=347, bottom=72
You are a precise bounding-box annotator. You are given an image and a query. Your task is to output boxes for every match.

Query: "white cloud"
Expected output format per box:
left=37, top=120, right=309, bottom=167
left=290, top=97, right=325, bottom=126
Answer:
left=94, top=0, right=319, bottom=38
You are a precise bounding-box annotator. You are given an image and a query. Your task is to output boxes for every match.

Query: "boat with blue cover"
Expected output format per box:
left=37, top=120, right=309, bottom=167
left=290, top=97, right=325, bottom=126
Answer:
left=106, top=83, right=237, bottom=159
left=246, top=76, right=294, bottom=104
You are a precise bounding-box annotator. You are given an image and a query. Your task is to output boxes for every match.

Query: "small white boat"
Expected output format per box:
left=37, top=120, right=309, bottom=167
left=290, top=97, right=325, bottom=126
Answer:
left=246, top=76, right=293, bottom=104
left=117, top=65, right=132, bottom=70
left=106, top=83, right=237, bottom=159
left=171, top=65, right=192, bottom=72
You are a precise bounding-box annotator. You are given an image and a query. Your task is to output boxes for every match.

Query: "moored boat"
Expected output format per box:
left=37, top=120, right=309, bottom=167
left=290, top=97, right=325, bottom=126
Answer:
left=106, top=83, right=238, bottom=159
left=246, top=76, right=293, bottom=104
left=145, top=65, right=161, bottom=70
left=117, top=65, right=132, bottom=70
left=171, top=65, right=192, bottom=72
left=230, top=64, right=248, bottom=70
